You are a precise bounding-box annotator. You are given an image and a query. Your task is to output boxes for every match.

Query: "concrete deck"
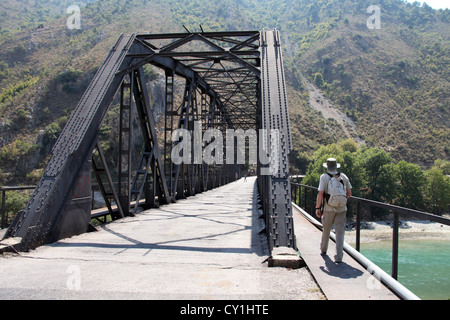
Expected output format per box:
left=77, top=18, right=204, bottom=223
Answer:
left=293, top=206, right=399, bottom=300
left=0, top=177, right=324, bottom=300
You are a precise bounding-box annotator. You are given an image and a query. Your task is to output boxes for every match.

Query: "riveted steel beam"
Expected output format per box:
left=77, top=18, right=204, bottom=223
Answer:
left=4, top=30, right=294, bottom=254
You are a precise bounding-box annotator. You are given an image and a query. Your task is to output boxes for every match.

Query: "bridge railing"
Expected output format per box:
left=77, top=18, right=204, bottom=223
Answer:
left=291, top=182, right=450, bottom=280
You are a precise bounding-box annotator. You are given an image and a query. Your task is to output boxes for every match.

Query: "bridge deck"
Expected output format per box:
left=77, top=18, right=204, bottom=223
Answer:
left=0, top=177, right=323, bottom=300
left=293, top=206, right=399, bottom=300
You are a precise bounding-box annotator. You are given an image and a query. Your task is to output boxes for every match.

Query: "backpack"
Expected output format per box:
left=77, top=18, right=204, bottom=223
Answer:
left=326, top=173, right=347, bottom=207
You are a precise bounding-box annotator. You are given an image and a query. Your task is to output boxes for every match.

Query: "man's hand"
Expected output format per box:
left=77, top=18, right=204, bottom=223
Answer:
left=316, top=208, right=322, bottom=218
left=316, top=190, right=324, bottom=219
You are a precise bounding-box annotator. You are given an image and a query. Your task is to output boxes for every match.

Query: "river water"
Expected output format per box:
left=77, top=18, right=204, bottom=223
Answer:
left=357, top=239, right=450, bottom=300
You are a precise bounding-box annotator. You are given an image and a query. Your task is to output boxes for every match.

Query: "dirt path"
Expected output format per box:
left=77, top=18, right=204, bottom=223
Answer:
left=302, top=75, right=364, bottom=145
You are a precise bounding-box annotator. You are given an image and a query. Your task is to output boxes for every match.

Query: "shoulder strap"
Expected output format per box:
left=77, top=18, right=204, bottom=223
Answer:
left=327, top=172, right=341, bottom=178
left=327, top=172, right=345, bottom=187
left=337, top=172, right=345, bottom=185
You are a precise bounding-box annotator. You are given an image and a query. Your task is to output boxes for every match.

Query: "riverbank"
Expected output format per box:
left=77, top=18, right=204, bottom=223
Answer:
left=344, top=220, right=450, bottom=244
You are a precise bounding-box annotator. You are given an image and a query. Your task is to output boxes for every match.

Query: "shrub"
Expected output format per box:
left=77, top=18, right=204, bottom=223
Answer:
left=314, top=72, right=325, bottom=88
left=2, top=190, right=32, bottom=222
left=55, top=67, right=83, bottom=84
left=0, top=76, right=39, bottom=103
left=424, top=167, right=450, bottom=214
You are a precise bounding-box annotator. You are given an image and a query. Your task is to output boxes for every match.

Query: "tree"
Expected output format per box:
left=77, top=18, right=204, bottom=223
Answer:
left=358, top=148, right=394, bottom=201
left=302, top=140, right=364, bottom=196
left=339, top=138, right=358, bottom=153
left=314, top=72, right=325, bottom=88
left=289, top=149, right=309, bottom=174
left=302, top=141, right=344, bottom=187
left=336, top=150, right=365, bottom=197
left=374, top=163, right=397, bottom=203
left=424, top=167, right=450, bottom=214
left=432, top=159, right=450, bottom=175
left=302, top=154, right=329, bottom=188
left=302, top=140, right=448, bottom=215
left=394, top=161, right=426, bottom=210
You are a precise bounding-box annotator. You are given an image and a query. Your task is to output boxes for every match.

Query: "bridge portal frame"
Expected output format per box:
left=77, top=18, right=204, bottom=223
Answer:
left=4, top=30, right=295, bottom=252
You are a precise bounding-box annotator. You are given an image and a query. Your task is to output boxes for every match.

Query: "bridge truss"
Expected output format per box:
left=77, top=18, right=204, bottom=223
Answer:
left=4, top=30, right=295, bottom=252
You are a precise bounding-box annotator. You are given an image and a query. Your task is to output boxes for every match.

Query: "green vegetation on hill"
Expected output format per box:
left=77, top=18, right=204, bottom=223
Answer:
left=0, top=0, right=97, bottom=32
left=0, top=0, right=448, bottom=204
left=164, top=0, right=449, bottom=166
left=0, top=0, right=174, bottom=184
left=303, top=139, right=450, bottom=215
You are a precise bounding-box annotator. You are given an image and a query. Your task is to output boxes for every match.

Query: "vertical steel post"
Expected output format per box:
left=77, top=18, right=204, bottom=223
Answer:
left=92, top=143, right=124, bottom=220
left=356, top=201, right=361, bottom=252
left=303, top=186, right=306, bottom=210
left=1, top=188, right=6, bottom=229
left=291, top=184, right=295, bottom=205
left=118, top=77, right=133, bottom=216
left=164, top=69, right=174, bottom=197
left=392, top=211, right=399, bottom=279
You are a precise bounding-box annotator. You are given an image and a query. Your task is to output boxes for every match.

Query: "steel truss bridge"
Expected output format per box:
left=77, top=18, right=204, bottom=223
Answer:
left=3, top=30, right=295, bottom=253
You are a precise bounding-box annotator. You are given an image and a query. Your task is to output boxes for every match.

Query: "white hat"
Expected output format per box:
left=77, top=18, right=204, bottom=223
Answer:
left=323, top=158, right=340, bottom=175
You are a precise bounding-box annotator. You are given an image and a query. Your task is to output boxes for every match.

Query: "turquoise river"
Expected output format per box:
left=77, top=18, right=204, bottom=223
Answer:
left=357, top=239, right=450, bottom=300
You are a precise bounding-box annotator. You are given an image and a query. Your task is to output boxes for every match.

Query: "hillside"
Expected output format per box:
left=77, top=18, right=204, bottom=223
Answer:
left=294, top=0, right=449, bottom=167
left=0, top=0, right=449, bottom=185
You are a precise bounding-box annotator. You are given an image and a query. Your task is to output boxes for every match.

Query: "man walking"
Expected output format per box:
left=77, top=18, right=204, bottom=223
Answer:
left=315, top=158, right=352, bottom=263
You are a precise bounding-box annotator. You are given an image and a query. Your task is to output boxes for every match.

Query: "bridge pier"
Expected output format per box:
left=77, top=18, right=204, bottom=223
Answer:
left=268, top=247, right=305, bottom=269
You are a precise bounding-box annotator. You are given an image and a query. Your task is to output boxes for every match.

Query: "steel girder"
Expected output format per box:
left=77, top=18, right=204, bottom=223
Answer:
left=4, top=35, right=137, bottom=250
left=4, top=30, right=295, bottom=252
left=259, top=30, right=295, bottom=249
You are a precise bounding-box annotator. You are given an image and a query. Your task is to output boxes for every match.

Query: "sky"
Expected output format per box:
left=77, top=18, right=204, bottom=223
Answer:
left=404, top=0, right=449, bottom=9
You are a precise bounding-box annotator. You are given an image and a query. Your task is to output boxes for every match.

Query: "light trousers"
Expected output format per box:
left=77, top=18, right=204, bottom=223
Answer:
left=320, top=210, right=346, bottom=262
